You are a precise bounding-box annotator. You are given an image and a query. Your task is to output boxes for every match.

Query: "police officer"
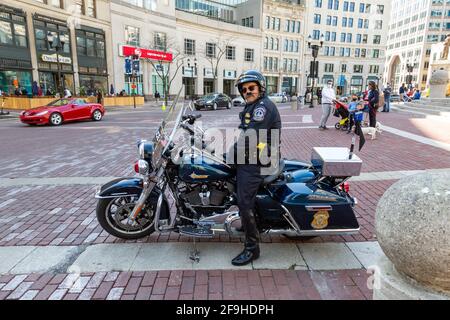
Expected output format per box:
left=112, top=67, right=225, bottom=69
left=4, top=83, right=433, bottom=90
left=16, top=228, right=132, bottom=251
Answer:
left=232, top=70, right=282, bottom=266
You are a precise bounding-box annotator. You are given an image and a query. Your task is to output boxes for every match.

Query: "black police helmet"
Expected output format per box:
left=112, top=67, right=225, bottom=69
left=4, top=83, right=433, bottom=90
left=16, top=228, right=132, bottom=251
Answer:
left=235, top=70, right=266, bottom=98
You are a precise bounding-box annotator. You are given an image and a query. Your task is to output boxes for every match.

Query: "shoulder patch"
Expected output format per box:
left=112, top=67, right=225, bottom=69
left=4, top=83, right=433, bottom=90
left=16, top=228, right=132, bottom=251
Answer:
left=253, top=107, right=266, bottom=122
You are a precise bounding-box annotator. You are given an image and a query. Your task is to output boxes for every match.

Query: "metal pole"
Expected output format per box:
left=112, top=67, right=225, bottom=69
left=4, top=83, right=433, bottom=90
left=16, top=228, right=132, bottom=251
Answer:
left=310, top=55, right=315, bottom=108
left=56, top=48, right=62, bottom=98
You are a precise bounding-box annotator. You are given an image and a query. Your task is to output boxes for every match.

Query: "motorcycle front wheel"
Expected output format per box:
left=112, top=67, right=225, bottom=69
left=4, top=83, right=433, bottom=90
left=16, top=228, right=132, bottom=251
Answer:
left=96, top=196, right=158, bottom=240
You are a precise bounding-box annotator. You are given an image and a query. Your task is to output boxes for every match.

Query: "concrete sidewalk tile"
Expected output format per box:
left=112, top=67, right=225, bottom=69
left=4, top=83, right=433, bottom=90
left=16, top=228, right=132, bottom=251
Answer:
left=130, top=243, right=193, bottom=271
left=10, top=246, right=78, bottom=274
left=68, top=244, right=142, bottom=273
left=346, top=241, right=385, bottom=269
left=252, top=243, right=307, bottom=270
left=298, top=243, right=363, bottom=270
left=0, top=247, right=36, bottom=274
left=192, top=243, right=253, bottom=270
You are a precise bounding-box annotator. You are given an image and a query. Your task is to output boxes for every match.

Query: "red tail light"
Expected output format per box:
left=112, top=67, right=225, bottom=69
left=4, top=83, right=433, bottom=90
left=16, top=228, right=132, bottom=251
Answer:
left=342, top=182, right=350, bottom=193
left=134, top=161, right=139, bottom=173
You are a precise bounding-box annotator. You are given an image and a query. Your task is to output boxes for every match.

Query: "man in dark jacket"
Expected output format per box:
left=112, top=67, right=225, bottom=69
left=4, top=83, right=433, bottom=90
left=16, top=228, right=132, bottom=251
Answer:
left=382, top=84, right=392, bottom=112
left=232, top=70, right=282, bottom=266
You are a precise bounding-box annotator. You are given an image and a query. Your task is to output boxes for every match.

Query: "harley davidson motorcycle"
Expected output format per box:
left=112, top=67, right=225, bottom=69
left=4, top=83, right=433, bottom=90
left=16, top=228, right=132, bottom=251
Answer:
left=95, top=94, right=362, bottom=251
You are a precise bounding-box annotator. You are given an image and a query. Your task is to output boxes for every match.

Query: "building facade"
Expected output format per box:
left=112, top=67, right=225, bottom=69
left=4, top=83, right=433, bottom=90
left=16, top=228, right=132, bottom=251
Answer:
left=259, top=0, right=307, bottom=95
left=384, top=0, right=450, bottom=92
left=0, top=0, right=113, bottom=96
left=305, top=0, right=391, bottom=96
left=111, top=0, right=261, bottom=99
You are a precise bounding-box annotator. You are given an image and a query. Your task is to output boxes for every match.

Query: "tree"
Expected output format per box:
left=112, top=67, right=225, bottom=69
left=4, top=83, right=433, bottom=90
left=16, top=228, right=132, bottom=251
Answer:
left=148, top=37, right=185, bottom=107
left=202, top=37, right=235, bottom=93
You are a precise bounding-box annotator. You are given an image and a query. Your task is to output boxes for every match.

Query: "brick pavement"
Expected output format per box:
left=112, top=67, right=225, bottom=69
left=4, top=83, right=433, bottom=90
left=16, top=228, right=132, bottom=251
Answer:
left=0, top=179, right=395, bottom=246
left=0, top=104, right=449, bottom=300
left=0, top=269, right=372, bottom=300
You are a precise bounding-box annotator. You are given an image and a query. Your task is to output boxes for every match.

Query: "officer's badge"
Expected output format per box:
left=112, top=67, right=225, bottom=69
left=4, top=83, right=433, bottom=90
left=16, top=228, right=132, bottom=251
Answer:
left=253, top=107, right=266, bottom=122
left=311, top=210, right=330, bottom=229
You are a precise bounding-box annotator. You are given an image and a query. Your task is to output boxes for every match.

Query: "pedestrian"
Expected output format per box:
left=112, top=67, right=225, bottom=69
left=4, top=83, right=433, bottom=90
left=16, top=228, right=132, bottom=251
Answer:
left=367, top=81, right=380, bottom=128
left=64, top=88, right=72, bottom=98
left=347, top=95, right=362, bottom=134
left=319, top=80, right=336, bottom=130
left=14, top=87, right=21, bottom=96
left=317, top=87, right=322, bottom=104
left=97, top=90, right=103, bottom=104
left=46, top=88, right=52, bottom=96
left=155, top=90, right=161, bottom=102
left=232, top=70, right=282, bottom=266
left=382, top=83, right=392, bottom=112
left=32, top=81, right=39, bottom=97
left=399, top=83, right=409, bottom=102
left=38, top=85, right=43, bottom=97
left=413, top=88, right=421, bottom=100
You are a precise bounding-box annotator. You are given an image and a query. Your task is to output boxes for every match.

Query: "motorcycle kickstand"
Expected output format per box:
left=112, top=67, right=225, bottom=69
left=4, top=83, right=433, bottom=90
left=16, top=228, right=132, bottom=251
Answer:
left=189, top=237, right=200, bottom=263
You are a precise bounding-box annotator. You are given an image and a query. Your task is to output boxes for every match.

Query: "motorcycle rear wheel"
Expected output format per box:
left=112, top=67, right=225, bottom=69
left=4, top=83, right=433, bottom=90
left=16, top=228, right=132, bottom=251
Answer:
left=96, top=196, right=157, bottom=240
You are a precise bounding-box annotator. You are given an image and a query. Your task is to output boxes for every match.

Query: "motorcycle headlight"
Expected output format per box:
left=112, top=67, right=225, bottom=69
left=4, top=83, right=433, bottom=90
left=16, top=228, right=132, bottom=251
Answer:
left=35, top=110, right=49, bottom=116
left=137, top=160, right=150, bottom=175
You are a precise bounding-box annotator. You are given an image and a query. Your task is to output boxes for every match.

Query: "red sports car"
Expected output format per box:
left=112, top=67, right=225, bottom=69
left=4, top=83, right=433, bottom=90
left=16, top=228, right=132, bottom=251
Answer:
left=20, top=98, right=105, bottom=126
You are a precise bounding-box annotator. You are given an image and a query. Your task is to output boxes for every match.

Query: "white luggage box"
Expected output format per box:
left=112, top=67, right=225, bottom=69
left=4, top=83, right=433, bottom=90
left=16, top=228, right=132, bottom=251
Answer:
left=311, top=147, right=362, bottom=177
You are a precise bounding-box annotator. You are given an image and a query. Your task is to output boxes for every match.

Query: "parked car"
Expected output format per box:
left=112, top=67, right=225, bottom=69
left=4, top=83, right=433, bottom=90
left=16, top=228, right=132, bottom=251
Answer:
left=232, top=96, right=245, bottom=107
left=194, top=93, right=231, bottom=110
left=268, top=93, right=289, bottom=103
left=19, top=98, right=105, bottom=126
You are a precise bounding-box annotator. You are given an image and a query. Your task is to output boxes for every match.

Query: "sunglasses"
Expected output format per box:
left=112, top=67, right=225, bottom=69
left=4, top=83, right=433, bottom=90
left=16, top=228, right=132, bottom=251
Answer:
left=242, top=85, right=258, bottom=94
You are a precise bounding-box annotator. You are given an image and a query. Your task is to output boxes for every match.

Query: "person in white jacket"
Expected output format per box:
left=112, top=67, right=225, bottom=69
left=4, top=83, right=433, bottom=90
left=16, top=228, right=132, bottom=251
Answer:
left=319, top=80, right=336, bottom=130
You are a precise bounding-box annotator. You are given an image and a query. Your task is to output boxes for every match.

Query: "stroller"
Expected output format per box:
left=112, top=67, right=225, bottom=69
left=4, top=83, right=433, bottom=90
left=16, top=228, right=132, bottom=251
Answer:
left=333, top=100, right=350, bottom=131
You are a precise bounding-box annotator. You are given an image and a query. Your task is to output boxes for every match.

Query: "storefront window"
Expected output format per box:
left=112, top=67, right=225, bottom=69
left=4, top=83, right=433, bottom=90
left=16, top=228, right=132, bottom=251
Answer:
left=76, top=29, right=105, bottom=58
left=0, top=70, right=32, bottom=95
left=124, top=74, right=143, bottom=95
left=79, top=75, right=107, bottom=95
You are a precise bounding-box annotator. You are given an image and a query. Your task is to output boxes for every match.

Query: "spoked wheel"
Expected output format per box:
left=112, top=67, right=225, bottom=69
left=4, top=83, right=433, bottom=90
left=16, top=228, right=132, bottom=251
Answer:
left=49, top=112, right=63, bottom=126
left=335, top=123, right=341, bottom=130
left=92, top=109, right=103, bottom=121
left=96, top=196, right=156, bottom=239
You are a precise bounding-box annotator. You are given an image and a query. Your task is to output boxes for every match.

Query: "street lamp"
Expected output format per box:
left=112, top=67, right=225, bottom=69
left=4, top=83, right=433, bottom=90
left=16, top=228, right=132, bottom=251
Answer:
left=406, top=59, right=416, bottom=89
left=47, top=32, right=65, bottom=98
left=307, top=34, right=324, bottom=108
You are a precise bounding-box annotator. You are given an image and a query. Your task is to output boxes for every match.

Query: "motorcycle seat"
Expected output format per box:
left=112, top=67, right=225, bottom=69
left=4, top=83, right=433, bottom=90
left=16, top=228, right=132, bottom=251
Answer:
left=263, top=159, right=285, bottom=185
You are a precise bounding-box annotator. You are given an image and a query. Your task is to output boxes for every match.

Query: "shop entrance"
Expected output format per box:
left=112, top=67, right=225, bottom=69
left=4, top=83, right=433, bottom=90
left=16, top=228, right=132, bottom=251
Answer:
left=39, top=71, right=74, bottom=96
left=223, top=79, right=234, bottom=97
left=183, top=77, right=196, bottom=99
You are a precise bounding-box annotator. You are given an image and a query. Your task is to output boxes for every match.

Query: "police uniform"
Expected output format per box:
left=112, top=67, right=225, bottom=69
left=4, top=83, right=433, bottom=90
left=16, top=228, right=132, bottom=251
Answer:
left=232, top=94, right=282, bottom=266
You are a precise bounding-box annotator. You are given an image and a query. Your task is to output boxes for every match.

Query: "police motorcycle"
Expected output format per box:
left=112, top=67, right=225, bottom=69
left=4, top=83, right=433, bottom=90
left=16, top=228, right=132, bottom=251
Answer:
left=95, top=91, right=362, bottom=257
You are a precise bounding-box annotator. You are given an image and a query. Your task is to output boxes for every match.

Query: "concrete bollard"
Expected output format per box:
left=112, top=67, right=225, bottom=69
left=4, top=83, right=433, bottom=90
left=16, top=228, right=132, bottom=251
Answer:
left=373, top=171, right=450, bottom=300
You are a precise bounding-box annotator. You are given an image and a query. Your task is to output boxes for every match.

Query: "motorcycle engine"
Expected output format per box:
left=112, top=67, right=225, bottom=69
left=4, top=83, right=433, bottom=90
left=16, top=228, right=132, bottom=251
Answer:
left=181, top=182, right=230, bottom=207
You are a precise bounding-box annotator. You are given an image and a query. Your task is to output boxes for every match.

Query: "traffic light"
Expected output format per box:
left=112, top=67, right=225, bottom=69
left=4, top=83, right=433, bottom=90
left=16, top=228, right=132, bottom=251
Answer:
left=132, top=55, right=140, bottom=76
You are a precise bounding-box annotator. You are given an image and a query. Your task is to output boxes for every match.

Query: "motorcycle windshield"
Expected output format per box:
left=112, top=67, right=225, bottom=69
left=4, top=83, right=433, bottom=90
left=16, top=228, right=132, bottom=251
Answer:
left=151, top=88, right=186, bottom=168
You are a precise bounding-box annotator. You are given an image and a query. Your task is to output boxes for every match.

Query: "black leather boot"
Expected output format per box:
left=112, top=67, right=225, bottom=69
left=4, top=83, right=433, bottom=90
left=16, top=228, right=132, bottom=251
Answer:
left=232, top=209, right=260, bottom=266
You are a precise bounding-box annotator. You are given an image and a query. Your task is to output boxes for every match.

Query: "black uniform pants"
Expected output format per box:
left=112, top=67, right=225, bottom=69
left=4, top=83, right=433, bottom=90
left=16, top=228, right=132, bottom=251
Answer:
left=236, top=164, right=263, bottom=248
left=369, top=105, right=377, bottom=128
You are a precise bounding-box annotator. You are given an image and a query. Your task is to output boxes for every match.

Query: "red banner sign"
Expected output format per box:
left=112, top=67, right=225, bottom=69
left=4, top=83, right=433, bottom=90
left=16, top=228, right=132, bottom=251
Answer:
left=121, top=45, right=173, bottom=62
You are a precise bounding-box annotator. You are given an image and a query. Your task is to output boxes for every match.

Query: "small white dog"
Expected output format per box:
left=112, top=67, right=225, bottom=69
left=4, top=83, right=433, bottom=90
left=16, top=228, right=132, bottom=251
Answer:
left=361, top=122, right=383, bottom=140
